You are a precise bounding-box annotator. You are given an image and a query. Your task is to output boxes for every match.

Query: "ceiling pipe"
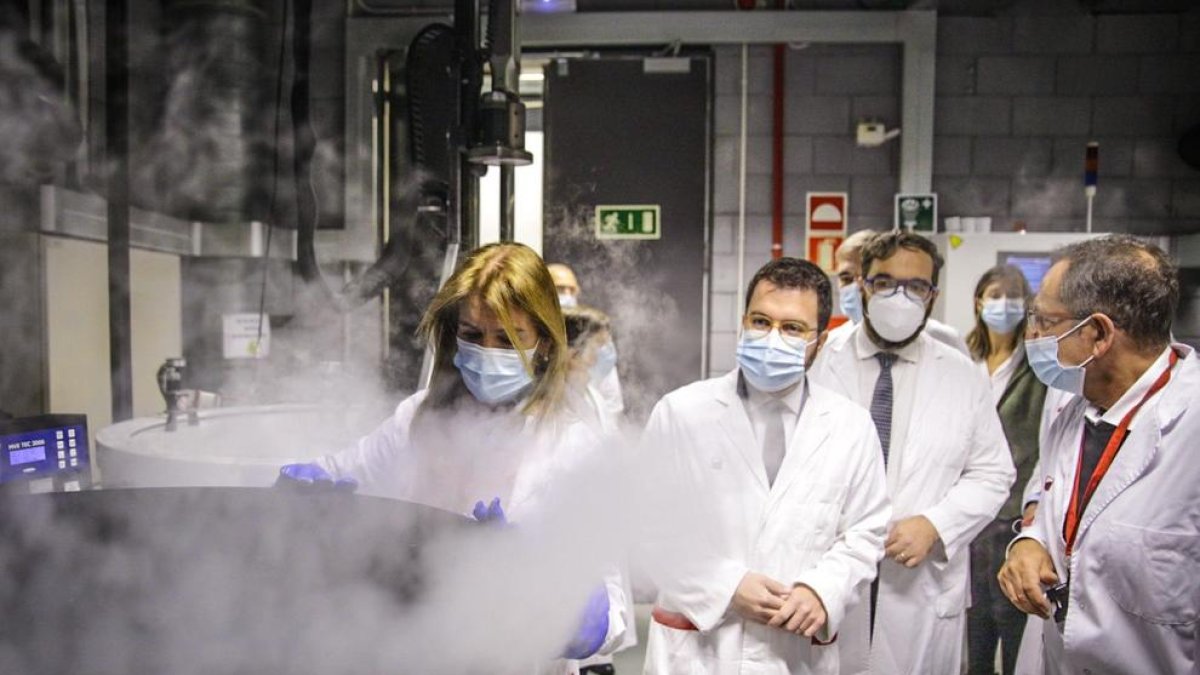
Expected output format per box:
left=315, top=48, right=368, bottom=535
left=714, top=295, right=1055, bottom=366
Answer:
left=771, top=2, right=785, bottom=259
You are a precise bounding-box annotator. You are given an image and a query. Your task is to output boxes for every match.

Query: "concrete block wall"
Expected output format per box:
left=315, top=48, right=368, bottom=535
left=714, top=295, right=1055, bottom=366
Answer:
left=708, top=7, right=1200, bottom=376
left=709, top=43, right=901, bottom=374
left=934, top=10, right=1200, bottom=235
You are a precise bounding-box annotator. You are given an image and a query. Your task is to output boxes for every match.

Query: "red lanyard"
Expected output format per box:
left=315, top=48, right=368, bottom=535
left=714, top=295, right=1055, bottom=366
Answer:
left=1062, top=349, right=1180, bottom=557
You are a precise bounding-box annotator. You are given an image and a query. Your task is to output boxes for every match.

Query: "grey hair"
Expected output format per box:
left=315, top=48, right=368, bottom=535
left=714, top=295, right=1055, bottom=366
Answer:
left=1055, top=235, right=1179, bottom=350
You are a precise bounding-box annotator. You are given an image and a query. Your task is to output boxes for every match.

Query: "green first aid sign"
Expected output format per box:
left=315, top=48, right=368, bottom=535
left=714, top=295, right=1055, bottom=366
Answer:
left=595, top=205, right=661, bottom=240
left=894, top=193, right=938, bottom=233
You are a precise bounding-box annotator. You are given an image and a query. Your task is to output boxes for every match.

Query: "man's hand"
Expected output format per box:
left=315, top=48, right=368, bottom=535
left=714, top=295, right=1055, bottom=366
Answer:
left=884, top=515, right=940, bottom=568
left=731, top=572, right=789, bottom=624
left=998, top=539, right=1058, bottom=619
left=768, top=584, right=827, bottom=637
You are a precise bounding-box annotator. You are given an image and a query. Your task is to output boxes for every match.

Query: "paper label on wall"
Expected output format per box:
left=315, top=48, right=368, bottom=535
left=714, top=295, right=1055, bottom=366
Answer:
left=595, top=205, right=661, bottom=240
left=894, top=193, right=938, bottom=233
left=222, top=313, right=270, bottom=359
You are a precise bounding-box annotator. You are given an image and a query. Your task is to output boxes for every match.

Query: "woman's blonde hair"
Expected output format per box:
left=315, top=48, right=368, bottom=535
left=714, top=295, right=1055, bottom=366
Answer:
left=416, top=242, right=569, bottom=418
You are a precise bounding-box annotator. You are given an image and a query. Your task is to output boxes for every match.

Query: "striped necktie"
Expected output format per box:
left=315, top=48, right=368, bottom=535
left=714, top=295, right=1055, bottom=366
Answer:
left=871, top=352, right=897, bottom=466
left=869, top=351, right=898, bottom=638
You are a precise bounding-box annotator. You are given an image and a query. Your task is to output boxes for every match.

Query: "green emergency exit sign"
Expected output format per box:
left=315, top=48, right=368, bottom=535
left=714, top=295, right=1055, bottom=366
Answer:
left=595, top=205, right=661, bottom=240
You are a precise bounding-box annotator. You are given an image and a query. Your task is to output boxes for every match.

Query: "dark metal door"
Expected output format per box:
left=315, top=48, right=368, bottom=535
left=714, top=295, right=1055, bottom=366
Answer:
left=542, top=55, right=712, bottom=420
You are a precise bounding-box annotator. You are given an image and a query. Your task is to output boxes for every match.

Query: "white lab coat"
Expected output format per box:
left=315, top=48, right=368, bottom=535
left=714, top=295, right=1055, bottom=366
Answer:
left=1013, top=344, right=1200, bottom=675
left=316, top=387, right=630, bottom=674
left=574, top=379, right=641, bottom=669
left=640, top=371, right=891, bottom=675
left=1013, top=387, right=1077, bottom=675
left=809, top=327, right=1015, bottom=674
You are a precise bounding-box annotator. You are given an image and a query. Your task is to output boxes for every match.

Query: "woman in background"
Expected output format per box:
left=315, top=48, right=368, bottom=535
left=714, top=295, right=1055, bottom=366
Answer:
left=563, top=305, right=621, bottom=434
left=562, top=304, right=639, bottom=675
left=964, top=264, right=1061, bottom=675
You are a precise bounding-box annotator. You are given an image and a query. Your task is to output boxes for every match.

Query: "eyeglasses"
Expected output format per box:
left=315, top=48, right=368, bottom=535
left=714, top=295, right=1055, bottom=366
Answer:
left=1025, top=309, right=1087, bottom=334
left=863, top=275, right=936, bottom=302
left=743, top=313, right=817, bottom=345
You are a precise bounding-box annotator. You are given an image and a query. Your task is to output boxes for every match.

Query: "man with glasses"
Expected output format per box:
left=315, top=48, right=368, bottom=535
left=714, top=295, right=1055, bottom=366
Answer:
left=998, top=235, right=1197, bottom=675
left=827, top=229, right=970, bottom=356
left=641, top=258, right=890, bottom=674
left=809, top=230, right=1015, bottom=674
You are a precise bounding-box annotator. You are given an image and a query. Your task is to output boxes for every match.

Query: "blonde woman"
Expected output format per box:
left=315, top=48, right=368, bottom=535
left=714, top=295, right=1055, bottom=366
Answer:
left=279, top=243, right=628, bottom=668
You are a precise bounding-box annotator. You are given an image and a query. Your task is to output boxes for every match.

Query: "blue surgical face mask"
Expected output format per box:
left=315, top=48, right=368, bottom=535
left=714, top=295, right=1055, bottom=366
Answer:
left=453, top=337, right=536, bottom=405
left=840, top=283, right=864, bottom=324
left=558, top=293, right=578, bottom=309
left=1026, top=318, right=1095, bottom=394
left=589, top=341, right=617, bottom=383
left=736, top=329, right=808, bottom=393
left=981, top=297, right=1026, bottom=334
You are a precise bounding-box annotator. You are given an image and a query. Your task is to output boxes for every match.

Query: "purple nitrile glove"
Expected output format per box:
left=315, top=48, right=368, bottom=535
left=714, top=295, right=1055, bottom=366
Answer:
left=276, top=462, right=358, bottom=493
left=471, top=497, right=507, bottom=525
left=562, top=586, right=610, bottom=660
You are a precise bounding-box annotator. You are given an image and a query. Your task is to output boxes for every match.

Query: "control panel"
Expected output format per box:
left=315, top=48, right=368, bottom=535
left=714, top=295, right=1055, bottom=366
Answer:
left=0, top=415, right=92, bottom=493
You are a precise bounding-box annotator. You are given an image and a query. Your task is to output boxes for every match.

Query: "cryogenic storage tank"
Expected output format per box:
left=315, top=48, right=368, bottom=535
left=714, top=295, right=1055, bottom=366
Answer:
left=0, top=487, right=466, bottom=674
left=95, top=404, right=388, bottom=488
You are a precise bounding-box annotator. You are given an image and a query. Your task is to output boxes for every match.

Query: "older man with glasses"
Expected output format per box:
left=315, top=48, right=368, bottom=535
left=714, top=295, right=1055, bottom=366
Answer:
left=809, top=230, right=1015, bottom=674
left=999, top=235, right=1198, bottom=675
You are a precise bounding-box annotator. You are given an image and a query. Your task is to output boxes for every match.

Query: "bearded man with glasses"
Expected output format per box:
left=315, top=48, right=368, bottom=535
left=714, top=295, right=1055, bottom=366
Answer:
left=809, top=230, right=1016, bottom=674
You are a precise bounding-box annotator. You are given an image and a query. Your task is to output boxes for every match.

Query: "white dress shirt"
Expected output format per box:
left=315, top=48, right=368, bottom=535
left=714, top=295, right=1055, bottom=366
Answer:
left=977, top=342, right=1024, bottom=405
left=741, top=375, right=807, bottom=461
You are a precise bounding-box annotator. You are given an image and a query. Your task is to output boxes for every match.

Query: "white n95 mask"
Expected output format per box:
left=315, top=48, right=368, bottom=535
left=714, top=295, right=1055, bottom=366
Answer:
left=1026, top=318, right=1095, bottom=394
left=736, top=329, right=808, bottom=393
left=866, top=292, right=927, bottom=343
left=453, top=337, right=536, bottom=405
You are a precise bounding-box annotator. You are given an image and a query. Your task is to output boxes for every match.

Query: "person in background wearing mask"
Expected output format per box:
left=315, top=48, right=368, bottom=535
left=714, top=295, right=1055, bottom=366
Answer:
left=640, top=257, right=890, bottom=674
left=828, top=229, right=970, bottom=357
left=563, top=306, right=621, bottom=434
left=278, top=243, right=629, bottom=673
left=964, top=265, right=1065, bottom=675
left=550, top=262, right=582, bottom=309
left=808, top=230, right=1015, bottom=674
left=549, top=263, right=625, bottom=419
left=562, top=304, right=636, bottom=675
left=999, top=235, right=1197, bottom=675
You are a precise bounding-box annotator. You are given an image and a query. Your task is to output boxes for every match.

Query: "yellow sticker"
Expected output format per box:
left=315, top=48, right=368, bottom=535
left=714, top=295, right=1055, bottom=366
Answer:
left=949, top=234, right=964, bottom=250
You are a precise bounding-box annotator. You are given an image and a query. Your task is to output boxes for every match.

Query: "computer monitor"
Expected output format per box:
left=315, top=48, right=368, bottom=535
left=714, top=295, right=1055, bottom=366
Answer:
left=0, top=414, right=92, bottom=493
left=997, top=251, right=1055, bottom=293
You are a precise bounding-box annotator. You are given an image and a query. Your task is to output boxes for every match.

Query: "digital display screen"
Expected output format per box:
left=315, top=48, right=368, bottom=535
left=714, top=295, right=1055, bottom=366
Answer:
left=999, top=252, right=1054, bottom=293
left=0, top=417, right=89, bottom=485
left=9, top=445, right=46, bottom=466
